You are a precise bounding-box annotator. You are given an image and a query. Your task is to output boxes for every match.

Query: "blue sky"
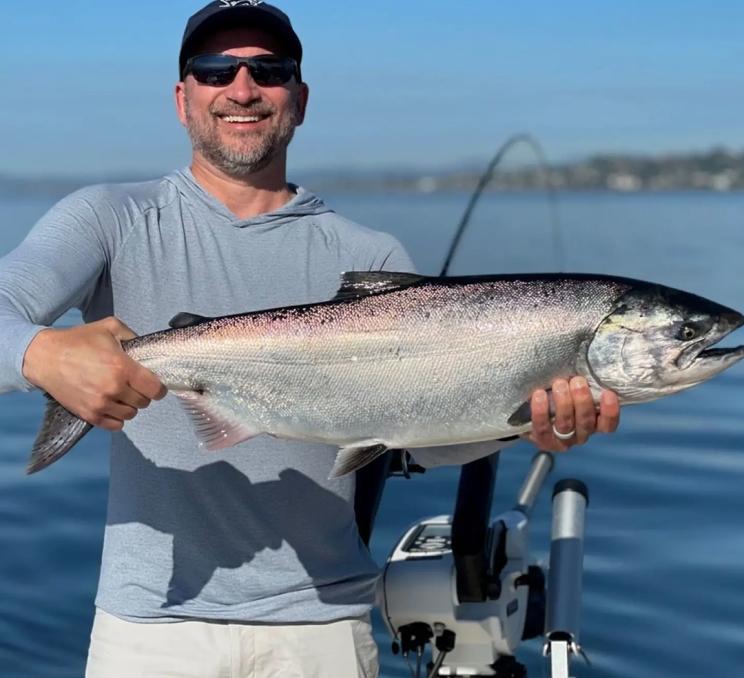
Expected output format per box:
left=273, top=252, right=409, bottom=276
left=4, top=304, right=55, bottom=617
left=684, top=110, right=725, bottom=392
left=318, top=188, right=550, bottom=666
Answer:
left=2, top=0, right=743, bottom=178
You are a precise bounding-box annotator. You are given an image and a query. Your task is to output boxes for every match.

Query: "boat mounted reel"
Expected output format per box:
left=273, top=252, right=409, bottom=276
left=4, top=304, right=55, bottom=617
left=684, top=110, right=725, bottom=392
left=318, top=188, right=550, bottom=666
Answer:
left=377, top=452, right=590, bottom=678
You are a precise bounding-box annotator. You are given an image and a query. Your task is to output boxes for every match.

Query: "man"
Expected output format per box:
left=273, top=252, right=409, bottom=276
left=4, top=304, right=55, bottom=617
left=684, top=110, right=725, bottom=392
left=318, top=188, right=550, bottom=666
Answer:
left=0, top=2, right=619, bottom=676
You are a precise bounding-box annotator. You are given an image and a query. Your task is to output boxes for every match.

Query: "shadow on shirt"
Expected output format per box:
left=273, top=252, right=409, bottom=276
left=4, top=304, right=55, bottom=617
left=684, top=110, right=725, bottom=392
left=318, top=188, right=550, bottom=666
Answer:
left=105, top=440, right=377, bottom=610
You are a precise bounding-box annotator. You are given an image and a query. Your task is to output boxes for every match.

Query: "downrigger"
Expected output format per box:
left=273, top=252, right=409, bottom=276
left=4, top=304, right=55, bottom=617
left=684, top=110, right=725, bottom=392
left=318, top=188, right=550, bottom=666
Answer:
left=356, top=450, right=590, bottom=678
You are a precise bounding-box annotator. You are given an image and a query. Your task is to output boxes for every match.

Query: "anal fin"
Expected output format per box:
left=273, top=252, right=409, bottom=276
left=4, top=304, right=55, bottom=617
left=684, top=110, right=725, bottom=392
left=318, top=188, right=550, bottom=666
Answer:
left=172, top=389, right=260, bottom=450
left=330, top=441, right=388, bottom=478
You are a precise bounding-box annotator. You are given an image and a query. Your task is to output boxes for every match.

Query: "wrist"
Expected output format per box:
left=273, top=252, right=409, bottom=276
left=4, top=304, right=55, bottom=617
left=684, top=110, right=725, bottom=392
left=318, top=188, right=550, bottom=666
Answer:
left=22, top=328, right=56, bottom=388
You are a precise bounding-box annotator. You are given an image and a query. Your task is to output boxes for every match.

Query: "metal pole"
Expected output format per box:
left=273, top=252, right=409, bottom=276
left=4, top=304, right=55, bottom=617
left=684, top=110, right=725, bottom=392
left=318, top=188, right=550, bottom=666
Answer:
left=544, top=479, right=589, bottom=678
left=515, top=451, right=554, bottom=515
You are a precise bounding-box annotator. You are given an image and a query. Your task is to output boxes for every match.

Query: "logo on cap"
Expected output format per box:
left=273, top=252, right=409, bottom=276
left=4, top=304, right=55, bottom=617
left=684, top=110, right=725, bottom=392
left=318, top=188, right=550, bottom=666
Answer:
left=218, top=0, right=265, bottom=7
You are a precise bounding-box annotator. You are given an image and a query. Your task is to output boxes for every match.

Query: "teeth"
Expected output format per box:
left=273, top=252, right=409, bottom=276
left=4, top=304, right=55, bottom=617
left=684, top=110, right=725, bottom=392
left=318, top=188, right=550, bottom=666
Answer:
left=221, top=115, right=262, bottom=123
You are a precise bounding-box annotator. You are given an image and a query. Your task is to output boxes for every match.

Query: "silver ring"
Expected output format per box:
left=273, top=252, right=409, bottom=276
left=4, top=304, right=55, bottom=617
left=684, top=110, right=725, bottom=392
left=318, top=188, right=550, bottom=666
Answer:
left=552, top=424, right=576, bottom=441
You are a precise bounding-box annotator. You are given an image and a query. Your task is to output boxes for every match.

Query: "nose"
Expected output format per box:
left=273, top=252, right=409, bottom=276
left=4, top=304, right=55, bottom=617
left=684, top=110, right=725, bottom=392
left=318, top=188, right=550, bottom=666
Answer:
left=225, top=64, right=262, bottom=104
left=719, top=310, right=744, bottom=333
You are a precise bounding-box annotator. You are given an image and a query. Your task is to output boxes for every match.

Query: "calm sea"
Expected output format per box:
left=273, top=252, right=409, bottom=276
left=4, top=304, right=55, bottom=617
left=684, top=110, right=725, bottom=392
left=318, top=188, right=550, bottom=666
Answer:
left=1, top=189, right=743, bottom=677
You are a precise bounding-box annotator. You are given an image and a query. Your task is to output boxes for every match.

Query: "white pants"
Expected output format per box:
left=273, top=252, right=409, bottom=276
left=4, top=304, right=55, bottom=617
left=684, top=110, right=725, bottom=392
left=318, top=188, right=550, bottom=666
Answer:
left=85, top=608, right=379, bottom=678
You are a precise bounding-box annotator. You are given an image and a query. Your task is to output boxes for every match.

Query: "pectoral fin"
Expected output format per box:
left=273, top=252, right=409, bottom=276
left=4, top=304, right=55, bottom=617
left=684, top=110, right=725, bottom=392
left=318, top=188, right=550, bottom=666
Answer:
left=172, top=389, right=260, bottom=450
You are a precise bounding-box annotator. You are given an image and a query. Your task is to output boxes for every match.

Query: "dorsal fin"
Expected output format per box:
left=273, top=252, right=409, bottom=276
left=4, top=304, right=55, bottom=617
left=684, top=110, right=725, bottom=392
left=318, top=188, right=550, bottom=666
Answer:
left=331, top=271, right=426, bottom=302
left=169, top=312, right=210, bottom=329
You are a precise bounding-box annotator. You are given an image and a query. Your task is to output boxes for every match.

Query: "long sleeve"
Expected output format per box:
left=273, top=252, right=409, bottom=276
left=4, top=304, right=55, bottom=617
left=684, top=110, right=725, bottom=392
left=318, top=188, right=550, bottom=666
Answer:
left=0, top=190, right=111, bottom=392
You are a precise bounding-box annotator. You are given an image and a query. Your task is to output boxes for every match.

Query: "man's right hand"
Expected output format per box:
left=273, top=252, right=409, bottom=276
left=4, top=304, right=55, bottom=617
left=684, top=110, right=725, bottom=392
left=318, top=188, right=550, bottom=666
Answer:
left=22, top=316, right=167, bottom=431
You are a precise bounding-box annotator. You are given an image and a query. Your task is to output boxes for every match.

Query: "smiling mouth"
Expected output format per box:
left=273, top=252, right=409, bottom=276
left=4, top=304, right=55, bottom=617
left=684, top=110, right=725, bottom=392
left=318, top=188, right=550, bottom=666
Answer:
left=217, top=113, right=270, bottom=124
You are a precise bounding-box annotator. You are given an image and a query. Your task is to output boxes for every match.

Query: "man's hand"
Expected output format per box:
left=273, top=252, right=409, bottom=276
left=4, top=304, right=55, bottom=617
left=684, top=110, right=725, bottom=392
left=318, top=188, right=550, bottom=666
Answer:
left=525, top=376, right=619, bottom=452
left=22, top=316, right=167, bottom=431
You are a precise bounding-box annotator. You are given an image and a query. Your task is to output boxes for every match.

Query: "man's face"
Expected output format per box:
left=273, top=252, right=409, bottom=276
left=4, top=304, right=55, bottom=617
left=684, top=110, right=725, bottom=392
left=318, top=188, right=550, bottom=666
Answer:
left=175, top=27, right=309, bottom=178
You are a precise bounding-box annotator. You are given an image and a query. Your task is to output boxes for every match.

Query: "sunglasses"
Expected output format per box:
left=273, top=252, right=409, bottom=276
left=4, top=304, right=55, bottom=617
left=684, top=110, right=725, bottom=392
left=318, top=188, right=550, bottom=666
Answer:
left=184, top=54, right=299, bottom=87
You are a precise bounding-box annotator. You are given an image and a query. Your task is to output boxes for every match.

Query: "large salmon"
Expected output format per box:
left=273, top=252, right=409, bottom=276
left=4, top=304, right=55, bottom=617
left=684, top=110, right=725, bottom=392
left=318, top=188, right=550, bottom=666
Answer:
left=28, top=271, right=744, bottom=475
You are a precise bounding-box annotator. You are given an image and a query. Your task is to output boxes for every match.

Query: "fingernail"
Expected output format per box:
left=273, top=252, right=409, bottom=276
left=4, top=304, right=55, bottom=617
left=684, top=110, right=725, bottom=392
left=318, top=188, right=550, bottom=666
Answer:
left=601, top=390, right=617, bottom=405
left=534, top=390, right=547, bottom=404
left=571, top=377, right=587, bottom=390
left=554, top=381, right=568, bottom=394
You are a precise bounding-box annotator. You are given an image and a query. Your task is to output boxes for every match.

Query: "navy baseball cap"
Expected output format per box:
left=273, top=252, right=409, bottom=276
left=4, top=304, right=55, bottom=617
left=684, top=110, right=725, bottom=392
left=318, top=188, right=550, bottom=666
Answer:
left=179, top=1, right=303, bottom=80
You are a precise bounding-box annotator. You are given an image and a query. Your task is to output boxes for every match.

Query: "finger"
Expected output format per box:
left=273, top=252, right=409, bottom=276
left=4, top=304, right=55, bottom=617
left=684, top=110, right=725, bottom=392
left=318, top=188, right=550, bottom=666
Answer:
left=128, top=364, right=167, bottom=401
left=96, top=416, right=126, bottom=432
left=570, top=376, right=596, bottom=444
left=551, top=379, right=575, bottom=440
left=596, top=390, right=620, bottom=433
left=101, top=316, right=137, bottom=342
left=116, top=385, right=152, bottom=410
left=530, top=389, right=567, bottom=451
left=104, top=401, right=139, bottom=422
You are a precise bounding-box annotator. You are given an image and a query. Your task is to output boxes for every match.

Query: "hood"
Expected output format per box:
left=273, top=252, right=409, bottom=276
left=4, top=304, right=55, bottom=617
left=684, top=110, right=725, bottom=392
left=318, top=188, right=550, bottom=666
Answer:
left=168, top=167, right=333, bottom=228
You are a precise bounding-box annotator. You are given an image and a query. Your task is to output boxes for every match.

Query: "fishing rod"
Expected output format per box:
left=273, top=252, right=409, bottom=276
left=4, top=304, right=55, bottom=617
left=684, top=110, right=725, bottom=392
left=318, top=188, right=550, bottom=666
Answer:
left=439, top=133, right=564, bottom=277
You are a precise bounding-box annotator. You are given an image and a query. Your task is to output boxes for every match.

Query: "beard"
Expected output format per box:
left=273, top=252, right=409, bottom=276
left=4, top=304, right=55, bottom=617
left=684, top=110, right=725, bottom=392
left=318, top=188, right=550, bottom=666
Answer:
left=184, top=94, right=301, bottom=178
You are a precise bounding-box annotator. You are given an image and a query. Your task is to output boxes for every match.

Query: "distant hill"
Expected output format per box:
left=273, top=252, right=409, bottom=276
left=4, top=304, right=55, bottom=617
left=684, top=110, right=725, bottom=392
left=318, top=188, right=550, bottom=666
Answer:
left=2, top=147, right=743, bottom=196
left=300, top=148, right=744, bottom=193
left=502, top=147, right=744, bottom=192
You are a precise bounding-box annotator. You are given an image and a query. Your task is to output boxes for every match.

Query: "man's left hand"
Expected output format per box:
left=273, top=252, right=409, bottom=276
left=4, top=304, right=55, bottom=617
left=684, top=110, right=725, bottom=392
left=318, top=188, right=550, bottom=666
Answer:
left=525, top=376, right=620, bottom=452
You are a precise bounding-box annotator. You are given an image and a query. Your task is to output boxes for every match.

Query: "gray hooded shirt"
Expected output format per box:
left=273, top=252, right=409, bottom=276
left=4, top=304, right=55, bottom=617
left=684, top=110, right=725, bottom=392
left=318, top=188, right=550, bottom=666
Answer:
left=0, top=169, right=415, bottom=622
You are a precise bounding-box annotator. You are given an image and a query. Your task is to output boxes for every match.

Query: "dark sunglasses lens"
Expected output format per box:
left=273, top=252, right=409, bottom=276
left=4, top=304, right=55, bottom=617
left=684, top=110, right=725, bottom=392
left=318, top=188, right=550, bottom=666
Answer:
left=188, top=55, right=297, bottom=86
left=249, top=57, right=296, bottom=85
left=189, top=55, right=238, bottom=86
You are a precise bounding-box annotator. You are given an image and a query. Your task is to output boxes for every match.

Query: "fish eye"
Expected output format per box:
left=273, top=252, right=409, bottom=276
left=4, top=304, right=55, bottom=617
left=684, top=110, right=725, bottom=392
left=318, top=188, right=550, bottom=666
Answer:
left=681, top=325, right=697, bottom=341
left=677, top=319, right=712, bottom=342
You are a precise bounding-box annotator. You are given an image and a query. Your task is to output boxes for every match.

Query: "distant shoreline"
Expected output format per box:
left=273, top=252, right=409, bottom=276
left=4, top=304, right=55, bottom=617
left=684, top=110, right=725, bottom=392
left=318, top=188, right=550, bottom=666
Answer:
left=2, top=147, right=743, bottom=197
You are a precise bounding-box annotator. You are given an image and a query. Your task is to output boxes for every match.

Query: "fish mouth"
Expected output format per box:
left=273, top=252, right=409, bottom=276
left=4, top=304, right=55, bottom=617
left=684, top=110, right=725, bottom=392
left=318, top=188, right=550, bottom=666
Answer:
left=697, top=346, right=744, bottom=360
left=676, top=311, right=744, bottom=371
left=694, top=344, right=744, bottom=364
left=674, top=342, right=744, bottom=386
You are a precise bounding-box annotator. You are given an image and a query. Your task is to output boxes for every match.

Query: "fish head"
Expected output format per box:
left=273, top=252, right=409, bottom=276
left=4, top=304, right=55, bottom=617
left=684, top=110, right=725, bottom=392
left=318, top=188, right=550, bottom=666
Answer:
left=586, top=284, right=744, bottom=402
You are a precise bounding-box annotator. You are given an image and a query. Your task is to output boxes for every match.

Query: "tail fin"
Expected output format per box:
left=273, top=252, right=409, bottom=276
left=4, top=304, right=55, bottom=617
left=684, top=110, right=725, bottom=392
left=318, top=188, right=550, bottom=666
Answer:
left=27, top=395, right=93, bottom=474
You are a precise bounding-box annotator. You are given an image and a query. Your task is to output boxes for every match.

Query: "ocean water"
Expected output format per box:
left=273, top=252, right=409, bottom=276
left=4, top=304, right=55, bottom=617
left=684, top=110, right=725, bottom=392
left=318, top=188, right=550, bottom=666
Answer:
left=1, top=190, right=743, bottom=677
